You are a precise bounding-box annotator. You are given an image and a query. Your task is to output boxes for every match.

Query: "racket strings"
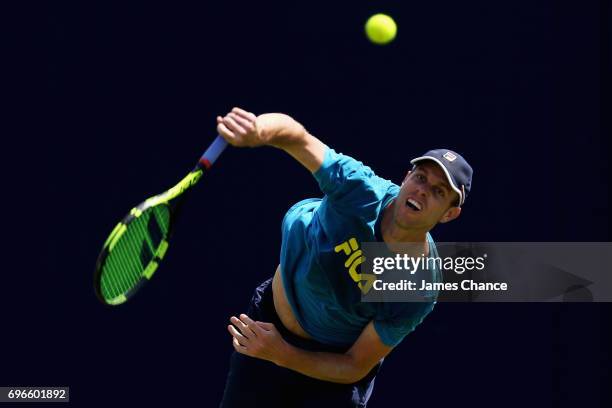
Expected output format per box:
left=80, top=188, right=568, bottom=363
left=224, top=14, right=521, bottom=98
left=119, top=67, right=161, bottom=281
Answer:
left=102, top=211, right=161, bottom=298
left=101, top=206, right=170, bottom=300
left=107, top=224, right=143, bottom=295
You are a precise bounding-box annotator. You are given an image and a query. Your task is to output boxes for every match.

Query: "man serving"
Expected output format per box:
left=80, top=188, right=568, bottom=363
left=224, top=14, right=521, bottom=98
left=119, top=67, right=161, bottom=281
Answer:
left=217, top=107, right=473, bottom=407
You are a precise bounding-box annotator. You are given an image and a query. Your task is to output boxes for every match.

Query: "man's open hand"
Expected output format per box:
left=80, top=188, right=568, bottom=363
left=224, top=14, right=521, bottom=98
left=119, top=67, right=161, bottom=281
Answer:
left=228, top=313, right=289, bottom=365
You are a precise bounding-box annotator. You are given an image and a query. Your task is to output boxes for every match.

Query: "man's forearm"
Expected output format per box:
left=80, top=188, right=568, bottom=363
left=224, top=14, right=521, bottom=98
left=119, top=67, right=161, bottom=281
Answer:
left=276, top=342, right=366, bottom=384
left=257, top=113, right=326, bottom=173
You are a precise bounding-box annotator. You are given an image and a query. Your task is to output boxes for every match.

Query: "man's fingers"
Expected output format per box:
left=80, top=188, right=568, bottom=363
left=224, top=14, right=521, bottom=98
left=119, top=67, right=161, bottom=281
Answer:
left=240, top=314, right=263, bottom=336
left=228, top=324, right=249, bottom=344
left=233, top=337, right=247, bottom=352
left=256, top=321, right=275, bottom=331
left=232, top=107, right=257, bottom=121
left=223, top=115, right=246, bottom=134
left=231, top=316, right=256, bottom=338
left=217, top=122, right=236, bottom=141
left=228, top=112, right=254, bottom=130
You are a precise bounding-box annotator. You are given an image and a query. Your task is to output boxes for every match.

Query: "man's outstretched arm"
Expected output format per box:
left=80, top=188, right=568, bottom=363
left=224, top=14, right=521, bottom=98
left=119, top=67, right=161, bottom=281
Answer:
left=228, top=315, right=393, bottom=384
left=216, top=107, right=327, bottom=173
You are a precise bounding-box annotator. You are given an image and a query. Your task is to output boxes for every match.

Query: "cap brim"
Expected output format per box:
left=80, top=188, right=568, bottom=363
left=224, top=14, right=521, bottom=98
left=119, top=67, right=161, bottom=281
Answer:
left=410, top=156, right=464, bottom=206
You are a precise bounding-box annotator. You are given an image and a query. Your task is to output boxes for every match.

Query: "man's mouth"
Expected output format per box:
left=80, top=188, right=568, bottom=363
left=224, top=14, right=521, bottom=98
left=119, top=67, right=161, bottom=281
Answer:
left=405, top=198, right=422, bottom=212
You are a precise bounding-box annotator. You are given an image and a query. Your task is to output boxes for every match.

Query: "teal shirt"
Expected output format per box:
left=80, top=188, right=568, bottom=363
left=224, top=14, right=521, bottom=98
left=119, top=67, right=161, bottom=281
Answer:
left=279, top=148, right=440, bottom=347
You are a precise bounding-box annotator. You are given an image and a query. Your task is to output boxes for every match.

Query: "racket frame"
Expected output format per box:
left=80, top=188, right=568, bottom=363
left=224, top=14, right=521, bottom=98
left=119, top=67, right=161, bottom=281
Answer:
left=94, top=136, right=227, bottom=305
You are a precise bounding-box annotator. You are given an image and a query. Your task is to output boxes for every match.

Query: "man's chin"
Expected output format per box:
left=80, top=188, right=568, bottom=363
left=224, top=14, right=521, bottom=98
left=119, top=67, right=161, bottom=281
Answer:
left=393, top=216, right=419, bottom=230
left=394, top=213, right=434, bottom=231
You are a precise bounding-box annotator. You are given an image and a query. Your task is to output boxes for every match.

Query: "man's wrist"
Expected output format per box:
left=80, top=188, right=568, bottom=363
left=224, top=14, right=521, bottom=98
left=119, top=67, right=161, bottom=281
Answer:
left=257, top=114, right=306, bottom=149
left=273, top=340, right=295, bottom=368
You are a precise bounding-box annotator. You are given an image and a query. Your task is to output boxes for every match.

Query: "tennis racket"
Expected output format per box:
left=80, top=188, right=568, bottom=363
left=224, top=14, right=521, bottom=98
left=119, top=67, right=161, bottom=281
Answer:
left=94, top=135, right=228, bottom=306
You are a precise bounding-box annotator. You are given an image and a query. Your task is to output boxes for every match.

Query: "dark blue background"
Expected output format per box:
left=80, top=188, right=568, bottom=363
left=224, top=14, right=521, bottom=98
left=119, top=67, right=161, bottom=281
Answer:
left=5, top=1, right=610, bottom=407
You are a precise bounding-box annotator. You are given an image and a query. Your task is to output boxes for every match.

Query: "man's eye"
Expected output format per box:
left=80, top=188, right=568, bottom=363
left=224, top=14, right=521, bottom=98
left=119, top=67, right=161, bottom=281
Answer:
left=435, top=188, right=444, bottom=197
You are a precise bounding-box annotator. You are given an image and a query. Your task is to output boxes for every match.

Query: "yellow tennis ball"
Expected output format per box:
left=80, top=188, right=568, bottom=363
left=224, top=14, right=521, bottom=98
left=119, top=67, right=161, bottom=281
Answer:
left=365, top=14, right=397, bottom=45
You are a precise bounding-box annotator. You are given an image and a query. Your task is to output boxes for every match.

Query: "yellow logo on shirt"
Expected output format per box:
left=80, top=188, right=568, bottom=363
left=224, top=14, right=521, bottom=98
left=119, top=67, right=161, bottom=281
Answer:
left=334, top=237, right=376, bottom=294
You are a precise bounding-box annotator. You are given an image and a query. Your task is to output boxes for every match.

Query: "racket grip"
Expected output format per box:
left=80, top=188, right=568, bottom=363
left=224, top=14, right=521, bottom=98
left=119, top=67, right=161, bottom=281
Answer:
left=199, top=135, right=228, bottom=169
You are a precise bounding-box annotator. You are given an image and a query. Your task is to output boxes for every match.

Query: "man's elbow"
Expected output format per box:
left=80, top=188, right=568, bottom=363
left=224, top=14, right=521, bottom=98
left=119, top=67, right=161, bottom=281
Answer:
left=342, top=360, right=374, bottom=384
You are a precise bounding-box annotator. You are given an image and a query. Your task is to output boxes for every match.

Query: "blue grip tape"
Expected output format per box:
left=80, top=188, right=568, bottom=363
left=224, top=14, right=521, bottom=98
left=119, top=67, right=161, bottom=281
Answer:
left=200, top=135, right=228, bottom=167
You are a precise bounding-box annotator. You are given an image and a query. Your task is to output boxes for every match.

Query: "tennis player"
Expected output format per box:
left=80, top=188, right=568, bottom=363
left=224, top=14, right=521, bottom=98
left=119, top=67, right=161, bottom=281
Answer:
left=217, top=107, right=473, bottom=407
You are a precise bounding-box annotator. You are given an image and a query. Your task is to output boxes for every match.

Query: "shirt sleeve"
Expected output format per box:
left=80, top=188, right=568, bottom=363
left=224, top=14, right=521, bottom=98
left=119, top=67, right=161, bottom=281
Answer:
left=313, top=147, right=392, bottom=219
left=373, top=302, right=436, bottom=347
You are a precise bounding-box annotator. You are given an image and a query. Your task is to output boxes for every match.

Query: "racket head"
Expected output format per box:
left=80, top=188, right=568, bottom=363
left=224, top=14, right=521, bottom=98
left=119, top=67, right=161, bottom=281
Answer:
left=94, top=165, right=206, bottom=305
left=94, top=200, right=174, bottom=306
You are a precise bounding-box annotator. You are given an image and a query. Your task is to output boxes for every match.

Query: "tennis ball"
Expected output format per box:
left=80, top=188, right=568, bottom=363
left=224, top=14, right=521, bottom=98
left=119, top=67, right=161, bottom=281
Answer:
left=365, top=14, right=397, bottom=45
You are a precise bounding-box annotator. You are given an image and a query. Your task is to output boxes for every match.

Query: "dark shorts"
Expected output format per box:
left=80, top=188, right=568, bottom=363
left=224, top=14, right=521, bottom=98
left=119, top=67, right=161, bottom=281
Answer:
left=219, top=278, right=381, bottom=408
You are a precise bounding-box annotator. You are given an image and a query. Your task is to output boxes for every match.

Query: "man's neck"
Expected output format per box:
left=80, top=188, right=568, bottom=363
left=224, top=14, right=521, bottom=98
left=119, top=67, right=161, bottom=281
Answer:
left=381, top=199, right=430, bottom=256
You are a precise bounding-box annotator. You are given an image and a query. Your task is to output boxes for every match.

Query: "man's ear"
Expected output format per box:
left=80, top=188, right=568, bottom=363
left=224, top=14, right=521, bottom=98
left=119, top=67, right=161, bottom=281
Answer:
left=439, top=206, right=461, bottom=224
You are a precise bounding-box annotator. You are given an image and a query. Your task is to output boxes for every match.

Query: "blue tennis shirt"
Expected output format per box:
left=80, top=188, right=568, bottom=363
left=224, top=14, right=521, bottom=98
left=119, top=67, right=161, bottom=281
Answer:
left=279, top=147, right=440, bottom=347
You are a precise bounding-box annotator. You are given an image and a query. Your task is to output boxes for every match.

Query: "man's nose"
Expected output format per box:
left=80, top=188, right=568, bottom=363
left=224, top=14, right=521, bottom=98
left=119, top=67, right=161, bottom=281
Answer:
left=415, top=185, right=428, bottom=198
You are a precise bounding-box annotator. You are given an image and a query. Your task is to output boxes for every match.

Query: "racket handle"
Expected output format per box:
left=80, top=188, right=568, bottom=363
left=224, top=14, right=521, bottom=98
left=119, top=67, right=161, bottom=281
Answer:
left=198, top=135, right=228, bottom=169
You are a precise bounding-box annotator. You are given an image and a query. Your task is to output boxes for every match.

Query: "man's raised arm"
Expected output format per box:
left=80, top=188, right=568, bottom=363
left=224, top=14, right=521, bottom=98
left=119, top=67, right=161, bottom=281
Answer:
left=217, top=107, right=327, bottom=174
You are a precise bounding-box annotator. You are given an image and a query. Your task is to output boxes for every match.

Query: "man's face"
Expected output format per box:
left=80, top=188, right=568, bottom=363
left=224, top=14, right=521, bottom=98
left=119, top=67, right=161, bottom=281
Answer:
left=393, top=161, right=461, bottom=230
